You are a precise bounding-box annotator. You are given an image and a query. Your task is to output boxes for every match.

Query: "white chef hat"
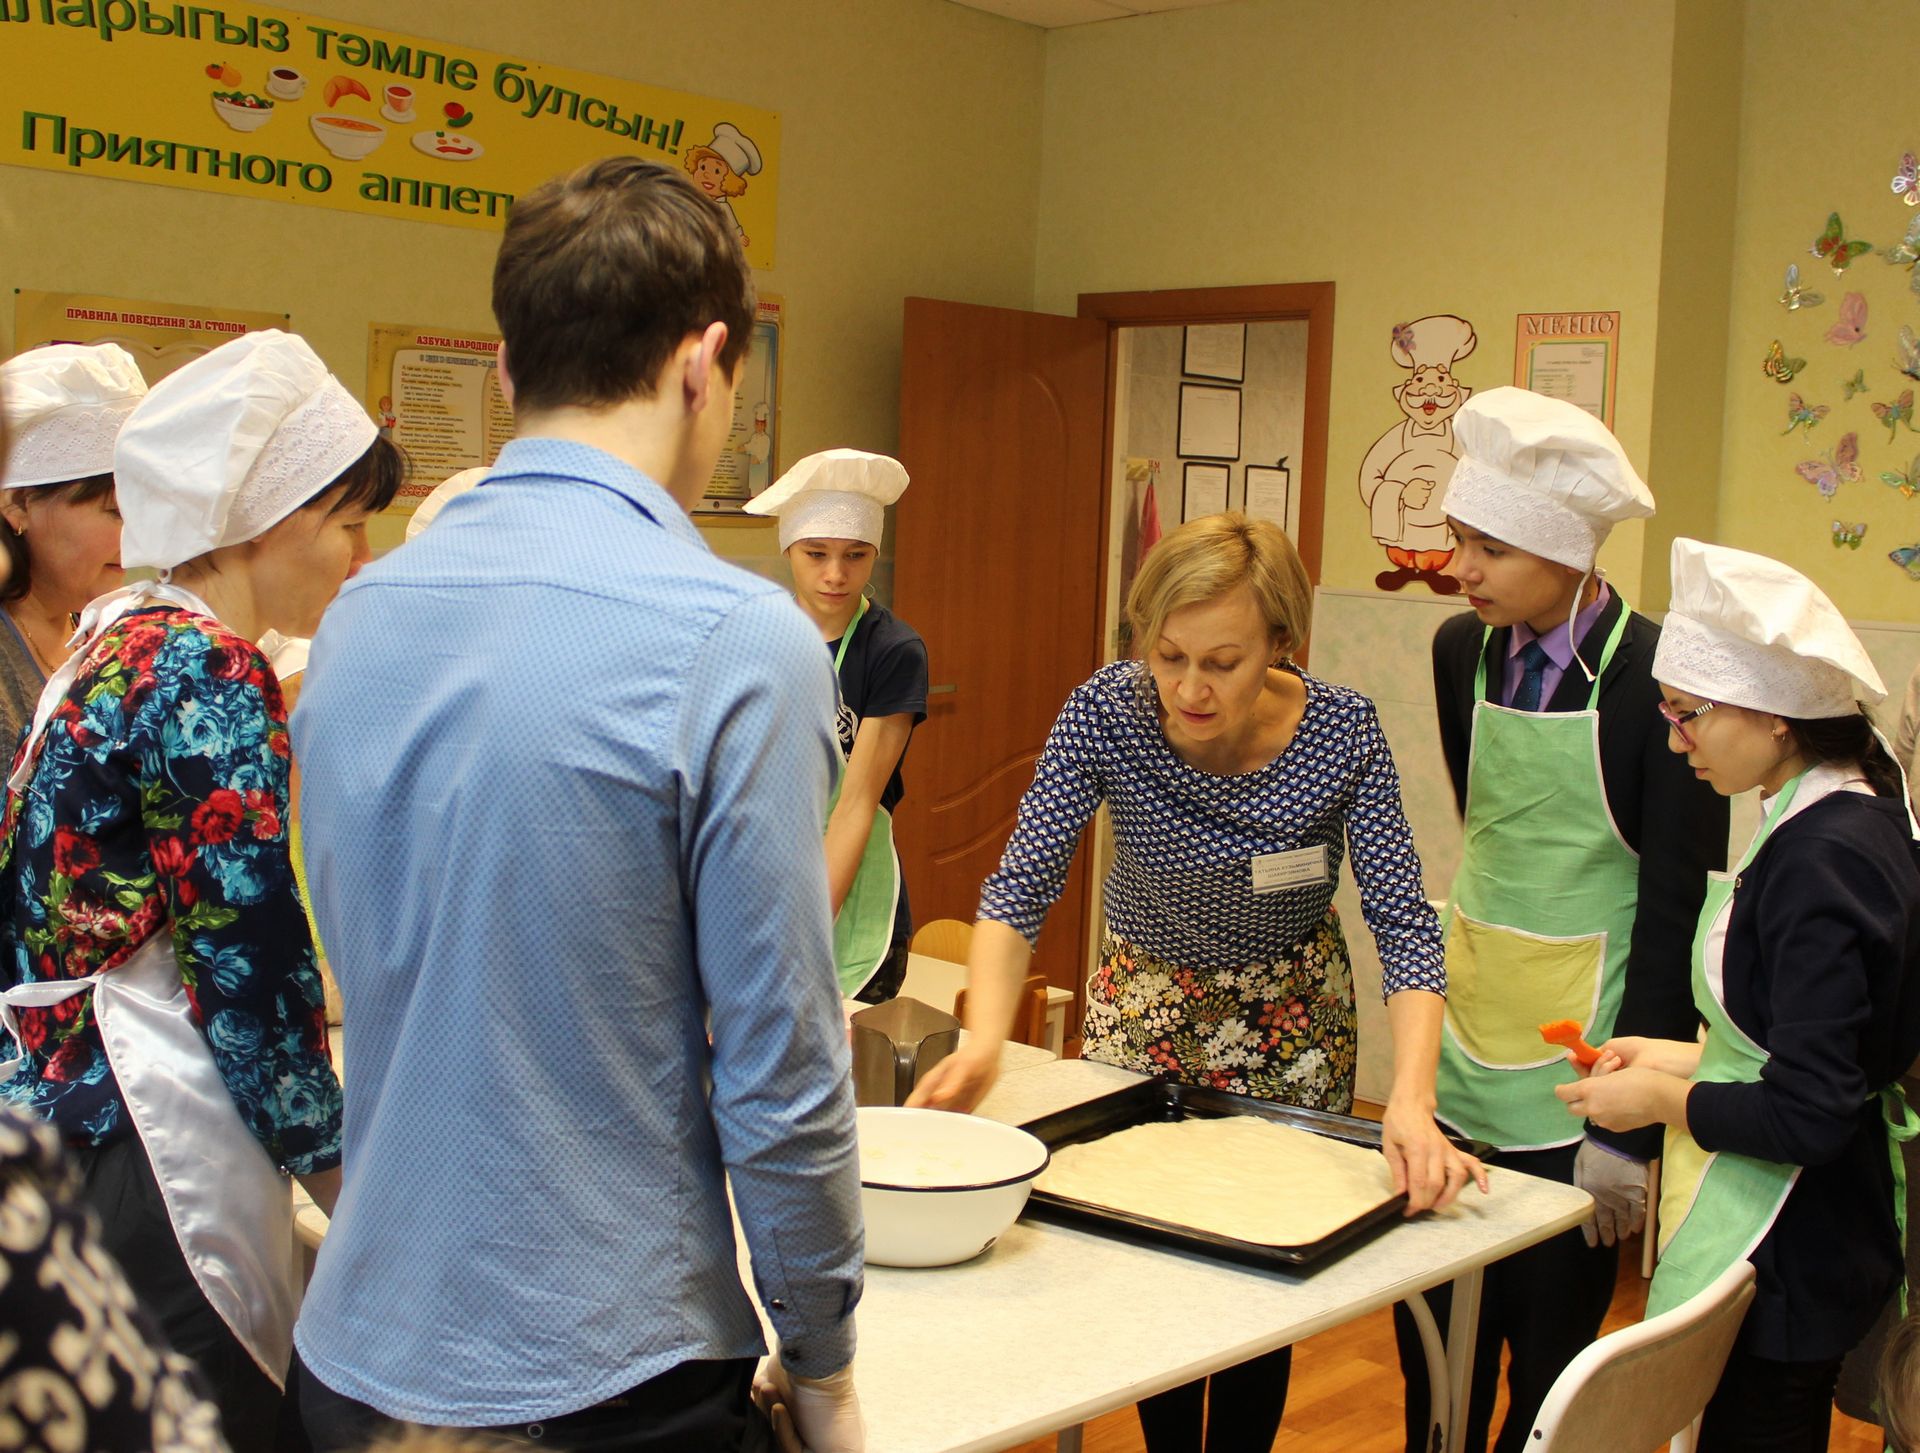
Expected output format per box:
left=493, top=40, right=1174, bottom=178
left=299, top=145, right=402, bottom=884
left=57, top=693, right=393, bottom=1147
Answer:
left=1, top=343, right=149, bottom=489
left=1654, top=538, right=1883, bottom=719
left=1442, top=386, right=1654, bottom=572
left=114, top=330, right=376, bottom=572
left=1391, top=314, right=1477, bottom=370
left=405, top=466, right=487, bottom=541
left=744, top=448, right=908, bottom=549
left=708, top=122, right=762, bottom=179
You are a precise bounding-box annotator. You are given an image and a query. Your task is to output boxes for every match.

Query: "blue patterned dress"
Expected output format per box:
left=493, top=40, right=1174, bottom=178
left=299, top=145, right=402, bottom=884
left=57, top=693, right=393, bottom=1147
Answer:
left=979, top=661, right=1444, bottom=1110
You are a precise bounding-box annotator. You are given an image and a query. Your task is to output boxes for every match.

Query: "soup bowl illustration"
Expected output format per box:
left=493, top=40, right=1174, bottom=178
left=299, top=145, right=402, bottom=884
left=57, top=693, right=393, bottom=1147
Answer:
left=309, top=113, right=387, bottom=160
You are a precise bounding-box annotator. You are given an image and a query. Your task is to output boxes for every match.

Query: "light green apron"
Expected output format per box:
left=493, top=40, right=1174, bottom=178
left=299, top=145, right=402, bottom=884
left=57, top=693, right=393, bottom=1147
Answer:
left=828, top=597, right=901, bottom=998
left=1648, top=767, right=1920, bottom=1318
left=1436, top=606, right=1639, bottom=1151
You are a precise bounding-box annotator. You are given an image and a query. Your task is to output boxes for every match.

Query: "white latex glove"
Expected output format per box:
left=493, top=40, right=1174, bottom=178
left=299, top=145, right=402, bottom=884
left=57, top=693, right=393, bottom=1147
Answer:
left=1572, top=1136, right=1648, bottom=1249
left=754, top=1354, right=865, bottom=1453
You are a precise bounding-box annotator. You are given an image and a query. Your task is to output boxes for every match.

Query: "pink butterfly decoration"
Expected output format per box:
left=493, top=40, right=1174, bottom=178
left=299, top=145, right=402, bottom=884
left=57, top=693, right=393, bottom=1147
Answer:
left=1826, top=292, right=1868, bottom=347
left=1796, top=431, right=1862, bottom=498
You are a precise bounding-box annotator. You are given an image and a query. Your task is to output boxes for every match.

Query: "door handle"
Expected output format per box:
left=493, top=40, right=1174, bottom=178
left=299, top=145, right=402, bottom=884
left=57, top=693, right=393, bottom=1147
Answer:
left=928, top=684, right=957, bottom=696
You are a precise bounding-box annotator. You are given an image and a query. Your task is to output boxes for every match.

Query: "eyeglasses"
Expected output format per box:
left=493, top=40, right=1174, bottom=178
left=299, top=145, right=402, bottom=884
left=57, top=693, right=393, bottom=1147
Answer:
left=1657, top=699, right=1717, bottom=748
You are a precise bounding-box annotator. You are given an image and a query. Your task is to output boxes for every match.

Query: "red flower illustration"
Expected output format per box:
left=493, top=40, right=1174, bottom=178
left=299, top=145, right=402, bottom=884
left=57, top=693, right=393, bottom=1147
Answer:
left=192, top=789, right=244, bottom=844
left=150, top=835, right=197, bottom=879
left=51, top=827, right=101, bottom=877
left=42, top=1037, right=89, bottom=1082
left=244, top=788, right=282, bottom=840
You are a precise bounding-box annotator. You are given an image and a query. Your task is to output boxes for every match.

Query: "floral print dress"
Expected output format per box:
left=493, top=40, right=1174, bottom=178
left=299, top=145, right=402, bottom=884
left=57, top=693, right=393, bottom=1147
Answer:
left=979, top=661, right=1444, bottom=1113
left=0, top=607, right=340, bottom=1175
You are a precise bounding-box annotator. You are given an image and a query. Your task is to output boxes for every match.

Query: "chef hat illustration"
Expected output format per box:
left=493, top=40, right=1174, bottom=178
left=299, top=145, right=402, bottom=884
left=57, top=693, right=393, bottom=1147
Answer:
left=708, top=122, right=762, bottom=180
left=1655, top=538, right=1883, bottom=718
left=744, top=448, right=907, bottom=549
left=753, top=401, right=770, bottom=423
left=1390, top=315, right=1478, bottom=371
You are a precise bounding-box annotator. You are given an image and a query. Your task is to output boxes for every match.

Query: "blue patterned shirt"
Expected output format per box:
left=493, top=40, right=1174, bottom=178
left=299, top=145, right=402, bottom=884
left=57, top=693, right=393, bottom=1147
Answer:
left=290, top=438, right=862, bottom=1424
left=979, top=661, right=1446, bottom=993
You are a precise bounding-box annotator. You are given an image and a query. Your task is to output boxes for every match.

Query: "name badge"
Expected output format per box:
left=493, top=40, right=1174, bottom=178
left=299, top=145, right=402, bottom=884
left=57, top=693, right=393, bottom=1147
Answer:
left=1250, top=845, right=1328, bottom=894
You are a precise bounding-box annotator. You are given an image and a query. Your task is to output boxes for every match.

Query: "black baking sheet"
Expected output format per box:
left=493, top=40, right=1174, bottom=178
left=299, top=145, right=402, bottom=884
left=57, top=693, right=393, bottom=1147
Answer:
left=1018, top=1079, right=1474, bottom=1270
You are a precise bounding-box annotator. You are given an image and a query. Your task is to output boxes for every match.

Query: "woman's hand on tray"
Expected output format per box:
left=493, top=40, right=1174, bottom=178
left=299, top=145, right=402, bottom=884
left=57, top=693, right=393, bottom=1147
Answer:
left=1381, top=1091, right=1489, bottom=1214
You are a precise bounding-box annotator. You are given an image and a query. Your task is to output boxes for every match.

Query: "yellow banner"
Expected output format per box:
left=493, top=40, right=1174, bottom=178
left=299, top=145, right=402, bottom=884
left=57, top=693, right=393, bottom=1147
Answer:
left=14, top=287, right=289, bottom=383
left=0, top=1, right=780, bottom=265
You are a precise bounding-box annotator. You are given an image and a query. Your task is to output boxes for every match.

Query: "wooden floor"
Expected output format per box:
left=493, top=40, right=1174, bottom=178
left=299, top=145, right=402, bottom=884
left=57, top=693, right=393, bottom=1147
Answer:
left=1003, top=1238, right=1886, bottom=1453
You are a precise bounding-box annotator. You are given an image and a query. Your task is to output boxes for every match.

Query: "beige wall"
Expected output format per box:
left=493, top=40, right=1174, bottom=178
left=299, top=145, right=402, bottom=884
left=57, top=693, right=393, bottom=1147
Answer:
left=0, top=0, right=1047, bottom=556
left=1033, top=0, right=1688, bottom=604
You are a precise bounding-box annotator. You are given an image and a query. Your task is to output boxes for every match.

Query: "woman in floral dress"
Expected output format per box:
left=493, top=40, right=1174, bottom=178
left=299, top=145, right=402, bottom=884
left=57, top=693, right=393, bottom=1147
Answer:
left=913, top=512, right=1481, bottom=1453
left=0, top=330, right=400, bottom=1450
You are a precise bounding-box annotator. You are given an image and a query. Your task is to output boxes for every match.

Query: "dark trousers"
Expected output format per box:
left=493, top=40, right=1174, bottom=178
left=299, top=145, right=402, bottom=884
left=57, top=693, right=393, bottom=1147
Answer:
left=1391, top=1143, right=1618, bottom=1453
left=295, top=1351, right=773, bottom=1453
left=852, top=938, right=912, bottom=1004
left=1698, top=1342, right=1843, bottom=1453
left=73, top=1133, right=289, bottom=1453
left=1135, top=1345, right=1293, bottom=1453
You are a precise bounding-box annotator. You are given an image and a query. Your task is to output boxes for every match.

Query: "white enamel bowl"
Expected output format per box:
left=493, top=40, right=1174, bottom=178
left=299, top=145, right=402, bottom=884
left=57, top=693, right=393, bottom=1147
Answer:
left=856, top=1106, right=1050, bottom=1268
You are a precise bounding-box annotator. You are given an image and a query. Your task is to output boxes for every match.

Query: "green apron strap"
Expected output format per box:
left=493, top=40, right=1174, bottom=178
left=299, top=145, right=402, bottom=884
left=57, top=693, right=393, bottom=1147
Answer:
left=831, top=595, right=870, bottom=676
left=1883, top=1082, right=1920, bottom=1317
left=1468, top=590, right=1630, bottom=710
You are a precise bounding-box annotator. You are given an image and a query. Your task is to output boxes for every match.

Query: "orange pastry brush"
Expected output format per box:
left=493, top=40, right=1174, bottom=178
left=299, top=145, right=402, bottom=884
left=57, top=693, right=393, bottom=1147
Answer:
left=1539, top=1019, right=1601, bottom=1068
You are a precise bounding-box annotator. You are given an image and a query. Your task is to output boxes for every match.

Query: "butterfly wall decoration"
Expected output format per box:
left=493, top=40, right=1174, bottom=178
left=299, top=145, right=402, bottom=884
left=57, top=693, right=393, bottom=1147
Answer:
left=1784, top=392, right=1830, bottom=435
left=1832, top=521, right=1869, bottom=549
left=1812, top=212, right=1872, bottom=275
left=1797, top=432, right=1861, bottom=498
left=1886, top=216, right=1920, bottom=268
left=1875, top=389, right=1917, bottom=440
left=1780, top=263, right=1825, bottom=311
left=1882, top=454, right=1920, bottom=499
left=1826, top=293, right=1868, bottom=347
left=1896, top=152, right=1920, bottom=206
left=1898, top=326, right=1920, bottom=382
left=1891, top=544, right=1920, bottom=580
left=1843, top=369, right=1870, bottom=400
left=1763, top=340, right=1806, bottom=384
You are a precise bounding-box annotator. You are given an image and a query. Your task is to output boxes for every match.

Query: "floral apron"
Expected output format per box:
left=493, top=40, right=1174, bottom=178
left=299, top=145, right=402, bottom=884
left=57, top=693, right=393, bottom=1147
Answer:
left=1082, top=911, right=1359, bottom=1112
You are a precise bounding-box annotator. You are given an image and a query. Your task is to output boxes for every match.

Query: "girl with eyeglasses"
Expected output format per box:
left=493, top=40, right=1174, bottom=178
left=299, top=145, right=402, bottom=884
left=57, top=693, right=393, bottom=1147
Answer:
left=1558, top=539, right=1920, bottom=1453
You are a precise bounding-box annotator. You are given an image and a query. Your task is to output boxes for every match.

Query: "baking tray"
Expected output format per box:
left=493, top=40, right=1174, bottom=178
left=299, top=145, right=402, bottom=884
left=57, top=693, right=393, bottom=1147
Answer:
left=1018, top=1079, right=1479, bottom=1270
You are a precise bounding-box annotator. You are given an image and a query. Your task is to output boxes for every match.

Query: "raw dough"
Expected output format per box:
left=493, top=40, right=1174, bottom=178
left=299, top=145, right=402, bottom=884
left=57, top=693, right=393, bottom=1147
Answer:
left=1036, top=1115, right=1395, bottom=1246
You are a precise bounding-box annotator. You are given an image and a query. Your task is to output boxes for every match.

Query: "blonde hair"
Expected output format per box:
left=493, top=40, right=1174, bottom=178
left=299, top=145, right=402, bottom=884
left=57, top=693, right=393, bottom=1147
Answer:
left=1883, top=1311, right=1920, bottom=1453
left=1126, top=512, right=1312, bottom=659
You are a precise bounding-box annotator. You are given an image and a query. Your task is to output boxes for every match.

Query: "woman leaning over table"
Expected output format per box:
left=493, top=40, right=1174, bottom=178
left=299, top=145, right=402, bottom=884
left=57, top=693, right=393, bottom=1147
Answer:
left=0, top=330, right=400, bottom=1450
left=1559, top=540, right=1920, bottom=1453
left=912, top=511, right=1485, bottom=1453
left=0, top=344, right=148, bottom=746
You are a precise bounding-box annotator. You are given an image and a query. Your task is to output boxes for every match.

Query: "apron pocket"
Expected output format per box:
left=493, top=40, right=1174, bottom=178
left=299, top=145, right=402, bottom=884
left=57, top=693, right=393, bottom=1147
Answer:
left=1443, top=911, right=1605, bottom=1071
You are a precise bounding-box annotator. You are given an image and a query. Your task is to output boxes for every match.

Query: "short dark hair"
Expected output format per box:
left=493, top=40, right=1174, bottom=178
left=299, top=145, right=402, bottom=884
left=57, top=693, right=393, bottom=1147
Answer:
left=305, top=436, right=405, bottom=518
left=491, top=156, right=755, bottom=414
left=0, top=474, right=115, bottom=604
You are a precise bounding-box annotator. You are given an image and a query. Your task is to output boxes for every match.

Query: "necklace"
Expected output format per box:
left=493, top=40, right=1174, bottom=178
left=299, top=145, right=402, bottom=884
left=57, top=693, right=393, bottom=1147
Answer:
left=10, top=608, right=69, bottom=677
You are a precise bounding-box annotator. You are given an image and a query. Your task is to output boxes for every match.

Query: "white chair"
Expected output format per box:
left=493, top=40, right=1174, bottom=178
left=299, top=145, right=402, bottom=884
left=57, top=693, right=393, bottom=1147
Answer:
left=1524, top=1260, right=1756, bottom=1453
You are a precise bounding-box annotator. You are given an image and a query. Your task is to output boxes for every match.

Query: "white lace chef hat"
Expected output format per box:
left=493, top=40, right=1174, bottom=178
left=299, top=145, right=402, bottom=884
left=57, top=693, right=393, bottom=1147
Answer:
left=1443, top=387, right=1654, bottom=571
left=1655, top=538, right=1883, bottom=718
left=115, top=330, right=376, bottom=572
left=744, top=448, right=908, bottom=549
left=405, top=467, right=487, bottom=541
left=1, top=343, right=149, bottom=489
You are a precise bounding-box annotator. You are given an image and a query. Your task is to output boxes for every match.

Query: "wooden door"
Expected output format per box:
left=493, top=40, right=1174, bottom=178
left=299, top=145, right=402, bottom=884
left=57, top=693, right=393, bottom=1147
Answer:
left=893, top=298, right=1110, bottom=1009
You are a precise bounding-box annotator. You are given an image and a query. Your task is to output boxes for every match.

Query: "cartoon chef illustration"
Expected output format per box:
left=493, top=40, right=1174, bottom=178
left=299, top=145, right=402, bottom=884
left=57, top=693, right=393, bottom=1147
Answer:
left=736, top=400, right=773, bottom=495
left=1357, top=314, right=1476, bottom=594
left=684, top=122, right=762, bottom=250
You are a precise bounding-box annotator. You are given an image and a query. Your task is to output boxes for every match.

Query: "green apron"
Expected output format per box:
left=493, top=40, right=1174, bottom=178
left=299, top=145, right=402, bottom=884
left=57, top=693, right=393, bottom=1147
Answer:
left=1648, top=767, right=1920, bottom=1318
left=1436, top=606, right=1639, bottom=1151
left=828, top=597, right=901, bottom=998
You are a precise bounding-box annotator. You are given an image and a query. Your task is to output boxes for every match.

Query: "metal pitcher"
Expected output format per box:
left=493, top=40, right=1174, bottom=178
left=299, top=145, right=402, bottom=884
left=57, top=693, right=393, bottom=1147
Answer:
left=849, top=997, right=960, bottom=1107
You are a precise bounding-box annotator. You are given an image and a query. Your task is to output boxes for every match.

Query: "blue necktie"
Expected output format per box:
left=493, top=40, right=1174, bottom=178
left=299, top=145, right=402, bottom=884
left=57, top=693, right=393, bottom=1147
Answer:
left=1511, top=639, right=1552, bottom=712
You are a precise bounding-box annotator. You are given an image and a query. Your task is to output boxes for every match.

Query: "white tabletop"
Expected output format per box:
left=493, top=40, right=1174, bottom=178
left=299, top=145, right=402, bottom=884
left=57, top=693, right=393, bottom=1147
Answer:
left=850, top=1059, right=1592, bottom=1453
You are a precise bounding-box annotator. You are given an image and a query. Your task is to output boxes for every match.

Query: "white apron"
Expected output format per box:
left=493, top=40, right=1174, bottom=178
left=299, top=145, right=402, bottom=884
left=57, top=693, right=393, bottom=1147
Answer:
left=0, top=581, right=301, bottom=1384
